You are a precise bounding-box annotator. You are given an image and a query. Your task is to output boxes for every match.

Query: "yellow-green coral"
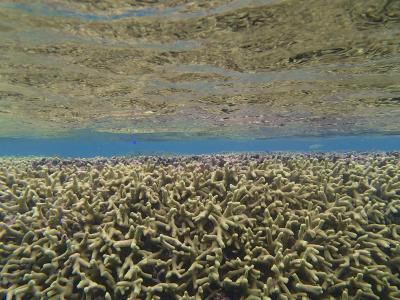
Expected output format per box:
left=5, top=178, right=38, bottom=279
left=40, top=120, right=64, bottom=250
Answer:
left=0, top=154, right=400, bottom=299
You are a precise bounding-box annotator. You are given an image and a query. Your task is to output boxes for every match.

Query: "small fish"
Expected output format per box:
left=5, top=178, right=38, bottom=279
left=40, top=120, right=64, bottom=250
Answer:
left=309, top=144, right=322, bottom=150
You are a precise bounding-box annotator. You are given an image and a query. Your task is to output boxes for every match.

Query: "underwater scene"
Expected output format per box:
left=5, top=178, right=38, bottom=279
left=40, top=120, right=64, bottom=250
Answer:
left=1, top=0, right=400, bottom=299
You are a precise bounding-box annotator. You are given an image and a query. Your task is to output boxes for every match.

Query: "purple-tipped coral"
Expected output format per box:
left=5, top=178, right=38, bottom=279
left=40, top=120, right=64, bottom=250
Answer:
left=0, top=153, right=400, bottom=299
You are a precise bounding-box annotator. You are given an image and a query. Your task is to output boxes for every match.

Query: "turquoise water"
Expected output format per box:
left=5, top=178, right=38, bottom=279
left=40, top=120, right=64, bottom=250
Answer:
left=1, top=131, right=399, bottom=157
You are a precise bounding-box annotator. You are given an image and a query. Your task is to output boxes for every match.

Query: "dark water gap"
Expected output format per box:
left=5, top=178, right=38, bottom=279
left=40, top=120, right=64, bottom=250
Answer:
left=1, top=131, right=399, bottom=157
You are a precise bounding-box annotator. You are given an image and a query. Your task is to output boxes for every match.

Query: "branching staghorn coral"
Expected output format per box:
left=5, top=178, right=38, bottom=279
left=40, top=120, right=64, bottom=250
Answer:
left=0, top=153, right=400, bottom=299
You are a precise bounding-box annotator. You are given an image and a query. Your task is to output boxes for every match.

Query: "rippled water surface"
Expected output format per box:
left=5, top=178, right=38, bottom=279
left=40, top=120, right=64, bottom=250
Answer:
left=0, top=0, right=399, bottom=139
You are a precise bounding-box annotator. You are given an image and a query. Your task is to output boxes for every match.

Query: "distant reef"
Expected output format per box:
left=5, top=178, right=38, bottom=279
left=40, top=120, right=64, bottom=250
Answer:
left=1, top=153, right=400, bottom=299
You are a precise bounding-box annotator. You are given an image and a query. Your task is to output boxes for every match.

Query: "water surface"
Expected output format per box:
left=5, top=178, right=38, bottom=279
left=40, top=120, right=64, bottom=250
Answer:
left=0, top=0, right=399, bottom=143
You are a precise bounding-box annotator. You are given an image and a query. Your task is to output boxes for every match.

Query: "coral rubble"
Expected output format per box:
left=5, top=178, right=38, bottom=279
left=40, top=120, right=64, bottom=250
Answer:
left=0, top=153, right=400, bottom=299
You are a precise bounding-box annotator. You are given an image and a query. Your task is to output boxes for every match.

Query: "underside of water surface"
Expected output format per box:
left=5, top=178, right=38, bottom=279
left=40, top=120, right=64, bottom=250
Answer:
left=0, top=0, right=399, bottom=142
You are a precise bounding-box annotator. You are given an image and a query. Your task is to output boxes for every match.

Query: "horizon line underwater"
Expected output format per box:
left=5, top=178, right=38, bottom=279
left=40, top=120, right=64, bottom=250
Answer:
left=1, top=132, right=400, bottom=157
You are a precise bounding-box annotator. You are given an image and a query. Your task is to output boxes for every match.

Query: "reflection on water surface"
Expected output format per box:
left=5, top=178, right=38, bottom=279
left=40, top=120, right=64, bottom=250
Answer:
left=0, top=0, right=399, bottom=138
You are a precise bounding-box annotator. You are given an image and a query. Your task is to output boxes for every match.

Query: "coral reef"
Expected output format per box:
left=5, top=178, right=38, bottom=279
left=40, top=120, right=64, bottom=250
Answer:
left=1, top=153, right=400, bottom=299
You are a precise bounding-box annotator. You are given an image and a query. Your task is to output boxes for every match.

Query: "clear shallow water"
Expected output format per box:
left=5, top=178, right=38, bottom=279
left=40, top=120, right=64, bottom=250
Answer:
left=1, top=132, right=400, bottom=157
left=1, top=2, right=400, bottom=298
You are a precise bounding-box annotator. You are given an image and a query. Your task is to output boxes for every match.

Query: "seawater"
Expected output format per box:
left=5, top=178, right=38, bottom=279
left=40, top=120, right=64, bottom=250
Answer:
left=0, top=1, right=400, bottom=300
left=1, top=131, right=400, bottom=157
left=0, top=0, right=399, bottom=140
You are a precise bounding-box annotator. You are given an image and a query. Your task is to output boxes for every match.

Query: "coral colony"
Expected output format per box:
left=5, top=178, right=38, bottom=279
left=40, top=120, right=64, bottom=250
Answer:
left=0, top=153, right=400, bottom=299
